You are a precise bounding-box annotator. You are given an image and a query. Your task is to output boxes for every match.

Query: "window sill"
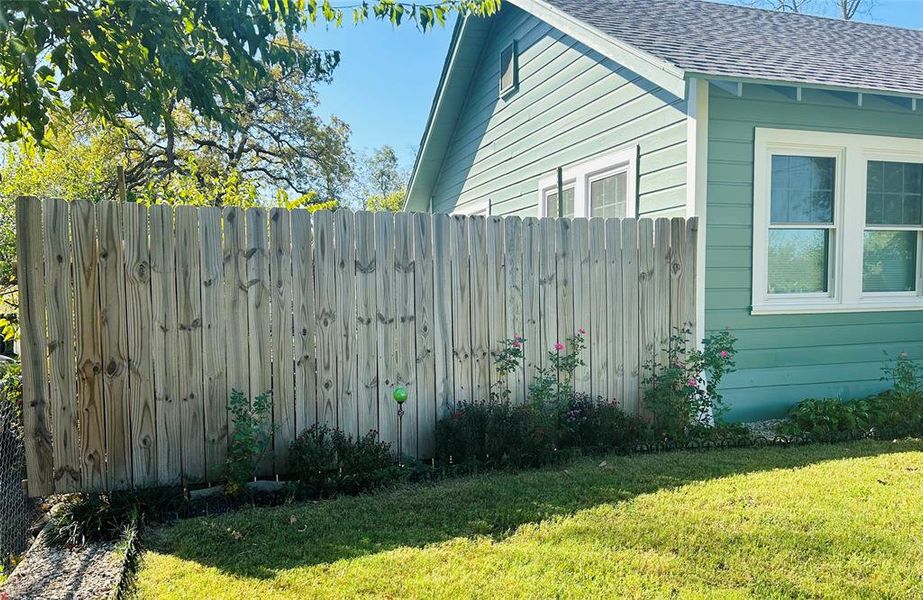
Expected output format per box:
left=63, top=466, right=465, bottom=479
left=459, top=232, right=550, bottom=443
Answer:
left=499, top=84, right=518, bottom=100
left=751, top=299, right=923, bottom=315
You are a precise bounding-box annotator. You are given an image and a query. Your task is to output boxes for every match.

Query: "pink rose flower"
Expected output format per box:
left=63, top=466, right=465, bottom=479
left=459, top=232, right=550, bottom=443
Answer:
left=554, top=342, right=565, bottom=352
left=687, top=378, right=698, bottom=388
left=512, top=340, right=522, bottom=349
left=720, top=350, right=729, bottom=359
left=578, top=327, right=586, bottom=336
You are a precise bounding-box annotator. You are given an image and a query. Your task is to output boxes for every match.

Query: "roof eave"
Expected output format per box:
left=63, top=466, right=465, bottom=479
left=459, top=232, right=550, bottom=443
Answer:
left=685, top=71, right=923, bottom=101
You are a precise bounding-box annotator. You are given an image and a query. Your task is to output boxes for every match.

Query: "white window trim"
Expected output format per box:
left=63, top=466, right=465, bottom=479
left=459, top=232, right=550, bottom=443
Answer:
left=538, top=178, right=576, bottom=218
left=537, top=147, right=638, bottom=218
left=752, top=128, right=923, bottom=315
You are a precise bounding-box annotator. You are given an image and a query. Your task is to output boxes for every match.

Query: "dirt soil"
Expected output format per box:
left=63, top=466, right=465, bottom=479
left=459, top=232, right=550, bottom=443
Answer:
left=1, top=529, right=122, bottom=600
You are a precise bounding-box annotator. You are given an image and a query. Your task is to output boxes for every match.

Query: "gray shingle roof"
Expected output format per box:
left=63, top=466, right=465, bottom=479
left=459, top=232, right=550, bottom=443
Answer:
left=544, top=0, right=923, bottom=97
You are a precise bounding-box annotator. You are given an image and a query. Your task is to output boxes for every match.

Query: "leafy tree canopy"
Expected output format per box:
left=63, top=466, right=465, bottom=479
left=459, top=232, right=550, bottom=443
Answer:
left=122, top=39, right=353, bottom=206
left=352, top=145, right=409, bottom=210
left=365, top=189, right=406, bottom=212
left=0, top=0, right=500, bottom=144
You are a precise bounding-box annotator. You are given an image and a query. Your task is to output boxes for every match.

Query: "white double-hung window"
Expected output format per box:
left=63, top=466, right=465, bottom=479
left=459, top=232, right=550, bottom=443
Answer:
left=752, top=128, right=923, bottom=314
left=538, top=147, right=637, bottom=219
left=863, top=159, right=923, bottom=294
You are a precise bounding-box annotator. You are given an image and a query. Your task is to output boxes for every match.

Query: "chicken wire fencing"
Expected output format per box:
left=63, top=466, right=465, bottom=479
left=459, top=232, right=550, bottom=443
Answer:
left=1, top=362, right=38, bottom=571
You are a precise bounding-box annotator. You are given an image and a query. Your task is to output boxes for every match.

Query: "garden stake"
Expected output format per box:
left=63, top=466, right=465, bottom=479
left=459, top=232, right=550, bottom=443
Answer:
left=393, top=387, right=408, bottom=467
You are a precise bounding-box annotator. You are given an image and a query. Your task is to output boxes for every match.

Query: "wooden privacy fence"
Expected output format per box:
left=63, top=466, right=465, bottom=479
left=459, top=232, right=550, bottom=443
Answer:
left=16, top=196, right=697, bottom=496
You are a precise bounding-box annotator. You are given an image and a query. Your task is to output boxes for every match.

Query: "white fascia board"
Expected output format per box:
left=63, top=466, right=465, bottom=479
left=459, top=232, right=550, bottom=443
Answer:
left=508, top=0, right=687, bottom=100
left=686, top=71, right=923, bottom=103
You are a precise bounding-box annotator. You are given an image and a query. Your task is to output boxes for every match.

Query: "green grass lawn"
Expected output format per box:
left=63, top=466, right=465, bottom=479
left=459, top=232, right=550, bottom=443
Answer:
left=136, top=440, right=923, bottom=599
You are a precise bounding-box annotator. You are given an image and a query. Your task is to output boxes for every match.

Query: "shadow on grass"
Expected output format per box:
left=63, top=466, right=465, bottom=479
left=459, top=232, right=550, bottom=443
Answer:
left=144, top=440, right=920, bottom=580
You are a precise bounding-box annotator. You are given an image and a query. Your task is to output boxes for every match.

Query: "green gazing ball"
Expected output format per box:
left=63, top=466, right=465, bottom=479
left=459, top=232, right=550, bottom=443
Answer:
left=393, top=387, right=408, bottom=404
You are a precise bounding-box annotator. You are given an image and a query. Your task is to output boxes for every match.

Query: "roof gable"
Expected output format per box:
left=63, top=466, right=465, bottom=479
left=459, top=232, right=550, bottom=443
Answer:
left=545, top=0, right=923, bottom=98
left=405, top=1, right=689, bottom=211
left=406, top=0, right=923, bottom=211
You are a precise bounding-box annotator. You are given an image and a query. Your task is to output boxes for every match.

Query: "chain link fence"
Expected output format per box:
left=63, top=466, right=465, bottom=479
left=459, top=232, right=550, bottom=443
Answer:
left=1, top=360, right=38, bottom=572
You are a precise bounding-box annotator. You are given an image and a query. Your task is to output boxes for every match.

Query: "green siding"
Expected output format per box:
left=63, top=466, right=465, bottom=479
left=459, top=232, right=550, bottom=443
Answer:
left=430, top=6, right=688, bottom=218
left=706, top=84, right=923, bottom=421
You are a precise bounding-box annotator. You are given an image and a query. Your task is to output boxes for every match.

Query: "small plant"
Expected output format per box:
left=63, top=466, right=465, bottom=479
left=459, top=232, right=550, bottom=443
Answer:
left=641, top=327, right=737, bottom=440
left=489, top=335, right=526, bottom=401
left=882, top=351, right=923, bottom=399
left=529, top=330, right=588, bottom=410
left=224, top=389, right=274, bottom=495
left=875, top=352, right=923, bottom=436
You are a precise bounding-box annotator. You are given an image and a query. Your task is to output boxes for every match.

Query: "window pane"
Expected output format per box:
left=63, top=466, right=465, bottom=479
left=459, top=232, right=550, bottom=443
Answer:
left=499, top=43, right=517, bottom=94
left=589, top=172, right=627, bottom=218
left=770, top=155, right=835, bottom=224
left=863, top=231, right=918, bottom=292
left=544, top=187, right=574, bottom=218
left=866, top=161, right=923, bottom=226
left=768, top=229, right=829, bottom=294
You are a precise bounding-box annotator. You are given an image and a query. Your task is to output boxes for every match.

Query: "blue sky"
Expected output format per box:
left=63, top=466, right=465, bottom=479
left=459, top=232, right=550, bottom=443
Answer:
left=304, top=0, right=923, bottom=170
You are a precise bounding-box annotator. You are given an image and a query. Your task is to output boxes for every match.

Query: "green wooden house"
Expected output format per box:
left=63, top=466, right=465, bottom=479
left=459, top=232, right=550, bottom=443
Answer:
left=405, top=0, right=923, bottom=420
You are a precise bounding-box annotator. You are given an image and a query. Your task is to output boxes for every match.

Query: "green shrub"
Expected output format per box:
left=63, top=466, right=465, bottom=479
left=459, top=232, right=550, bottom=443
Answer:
left=641, top=328, right=737, bottom=440
left=288, top=425, right=395, bottom=495
left=437, top=329, right=656, bottom=468
left=776, top=398, right=871, bottom=440
left=557, top=394, right=646, bottom=452
left=288, top=424, right=338, bottom=492
left=434, top=401, right=556, bottom=469
left=224, top=389, right=273, bottom=495
left=876, top=352, right=923, bottom=436
left=435, top=326, right=750, bottom=472
left=333, top=429, right=395, bottom=493
left=778, top=353, right=923, bottom=440
left=46, top=487, right=182, bottom=547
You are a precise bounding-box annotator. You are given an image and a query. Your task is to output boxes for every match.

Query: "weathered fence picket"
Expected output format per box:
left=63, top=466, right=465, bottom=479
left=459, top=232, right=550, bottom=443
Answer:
left=71, top=200, right=106, bottom=491
left=16, top=198, right=697, bottom=496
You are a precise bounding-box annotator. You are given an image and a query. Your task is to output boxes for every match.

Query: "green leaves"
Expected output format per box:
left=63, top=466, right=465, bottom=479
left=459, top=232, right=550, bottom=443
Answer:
left=0, top=0, right=501, bottom=144
left=225, top=388, right=274, bottom=495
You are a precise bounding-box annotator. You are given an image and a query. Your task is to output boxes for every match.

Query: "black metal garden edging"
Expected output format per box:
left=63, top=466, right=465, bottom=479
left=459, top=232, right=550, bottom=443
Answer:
left=622, top=426, right=916, bottom=456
